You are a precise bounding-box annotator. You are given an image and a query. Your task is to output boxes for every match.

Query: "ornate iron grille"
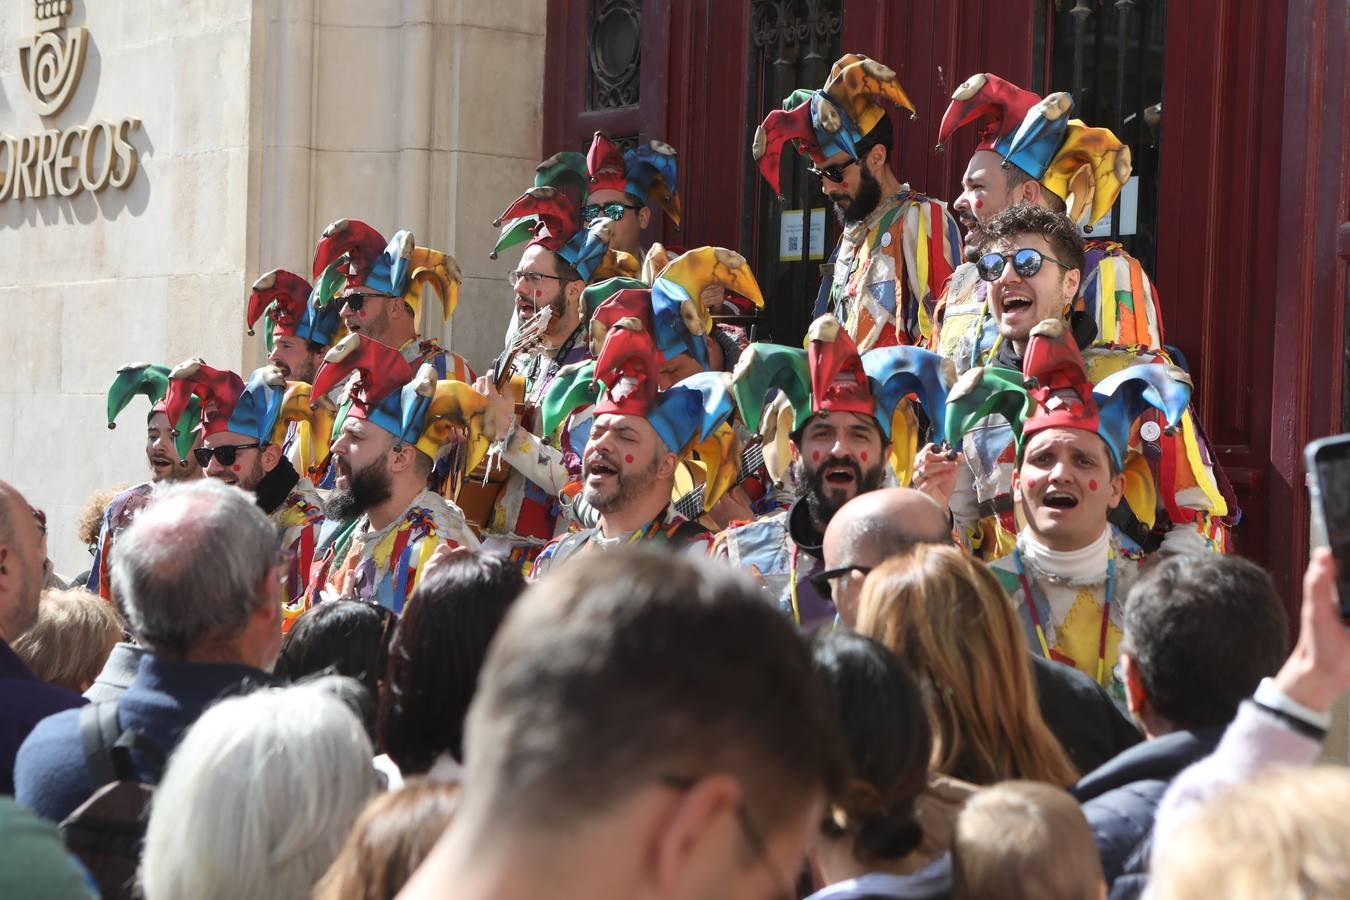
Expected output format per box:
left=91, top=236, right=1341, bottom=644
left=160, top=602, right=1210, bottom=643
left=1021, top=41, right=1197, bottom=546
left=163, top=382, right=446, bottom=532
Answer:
left=587, top=0, right=642, bottom=110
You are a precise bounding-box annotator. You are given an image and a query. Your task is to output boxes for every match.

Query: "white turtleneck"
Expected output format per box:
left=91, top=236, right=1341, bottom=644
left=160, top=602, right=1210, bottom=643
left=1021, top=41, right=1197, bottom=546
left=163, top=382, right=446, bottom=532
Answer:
left=1017, top=525, right=1112, bottom=647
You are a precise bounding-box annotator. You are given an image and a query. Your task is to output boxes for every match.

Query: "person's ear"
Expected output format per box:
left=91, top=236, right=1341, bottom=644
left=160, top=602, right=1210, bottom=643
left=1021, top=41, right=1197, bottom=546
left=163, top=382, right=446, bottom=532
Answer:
left=637, top=206, right=651, bottom=229
left=261, top=443, right=283, bottom=472
left=1107, top=470, right=1126, bottom=509
left=650, top=774, right=741, bottom=897
left=388, top=442, right=417, bottom=475
left=565, top=277, right=585, bottom=312
left=1061, top=265, right=1082, bottom=302
left=1020, top=178, right=1043, bottom=206
left=657, top=450, right=679, bottom=480
left=866, top=141, right=888, bottom=176
left=1120, top=652, right=1149, bottom=723
left=1011, top=467, right=1023, bottom=504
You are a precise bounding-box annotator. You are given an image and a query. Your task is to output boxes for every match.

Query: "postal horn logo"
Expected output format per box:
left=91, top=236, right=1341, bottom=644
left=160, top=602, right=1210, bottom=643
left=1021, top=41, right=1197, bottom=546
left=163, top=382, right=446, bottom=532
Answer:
left=18, top=1, right=88, bottom=116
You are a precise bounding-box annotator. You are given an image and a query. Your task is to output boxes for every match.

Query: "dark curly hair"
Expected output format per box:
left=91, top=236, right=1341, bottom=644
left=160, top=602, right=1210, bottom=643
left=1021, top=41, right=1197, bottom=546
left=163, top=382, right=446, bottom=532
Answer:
left=979, top=203, right=1086, bottom=279
left=810, top=629, right=930, bottom=864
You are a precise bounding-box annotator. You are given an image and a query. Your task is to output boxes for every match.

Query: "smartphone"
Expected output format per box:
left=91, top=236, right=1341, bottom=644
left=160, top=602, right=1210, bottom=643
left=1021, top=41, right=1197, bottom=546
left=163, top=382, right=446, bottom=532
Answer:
left=1305, top=434, right=1350, bottom=619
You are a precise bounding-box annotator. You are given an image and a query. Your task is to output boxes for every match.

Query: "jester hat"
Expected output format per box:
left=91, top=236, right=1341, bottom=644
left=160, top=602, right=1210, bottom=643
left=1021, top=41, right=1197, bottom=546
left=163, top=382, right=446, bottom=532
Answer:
left=310, top=334, right=495, bottom=472
left=1002, top=93, right=1132, bottom=227
left=586, top=131, right=682, bottom=226
left=246, top=269, right=345, bottom=350
left=753, top=52, right=917, bottom=197
left=107, top=362, right=201, bottom=436
left=490, top=151, right=593, bottom=259
left=944, top=319, right=1192, bottom=470
left=491, top=187, right=616, bottom=283
left=311, top=219, right=462, bottom=330
left=936, top=72, right=1048, bottom=176
left=162, top=362, right=299, bottom=463
left=649, top=247, right=764, bottom=369
left=540, top=321, right=733, bottom=459
left=586, top=280, right=654, bottom=357
left=730, top=315, right=954, bottom=482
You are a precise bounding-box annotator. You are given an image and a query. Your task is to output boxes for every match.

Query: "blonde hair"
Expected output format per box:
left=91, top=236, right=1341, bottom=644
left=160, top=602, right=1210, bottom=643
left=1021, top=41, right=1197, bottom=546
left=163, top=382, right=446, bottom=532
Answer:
left=856, top=545, right=1078, bottom=787
left=952, top=780, right=1103, bottom=900
left=1152, top=766, right=1350, bottom=900
left=11, top=588, right=123, bottom=692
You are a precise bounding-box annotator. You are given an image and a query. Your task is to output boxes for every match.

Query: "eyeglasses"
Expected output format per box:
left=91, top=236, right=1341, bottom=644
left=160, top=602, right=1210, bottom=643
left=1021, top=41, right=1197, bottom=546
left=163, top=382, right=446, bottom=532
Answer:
left=580, top=201, right=640, bottom=224
left=507, top=270, right=566, bottom=287
left=340, top=292, right=392, bottom=312
left=194, top=442, right=264, bottom=467
left=31, top=507, right=47, bottom=538
left=807, top=565, right=872, bottom=601
left=975, top=248, right=1074, bottom=283
left=660, top=774, right=796, bottom=900
left=807, top=158, right=858, bottom=184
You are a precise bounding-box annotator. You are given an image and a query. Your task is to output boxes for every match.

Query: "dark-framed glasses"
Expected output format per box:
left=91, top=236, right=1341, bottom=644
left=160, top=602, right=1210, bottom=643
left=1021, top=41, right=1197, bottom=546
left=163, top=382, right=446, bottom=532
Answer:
left=806, top=565, right=872, bottom=601
left=580, top=201, right=639, bottom=224
left=31, top=507, right=47, bottom=538
left=975, top=247, right=1074, bottom=283
left=807, top=158, right=857, bottom=184
left=507, top=270, right=566, bottom=287
left=194, top=443, right=263, bottom=467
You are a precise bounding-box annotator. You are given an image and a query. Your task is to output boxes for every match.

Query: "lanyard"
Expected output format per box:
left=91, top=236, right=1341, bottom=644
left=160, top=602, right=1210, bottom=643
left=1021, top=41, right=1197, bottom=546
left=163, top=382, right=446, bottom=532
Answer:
left=787, top=544, right=803, bottom=627
left=1013, top=543, right=1116, bottom=686
left=968, top=303, right=1004, bottom=369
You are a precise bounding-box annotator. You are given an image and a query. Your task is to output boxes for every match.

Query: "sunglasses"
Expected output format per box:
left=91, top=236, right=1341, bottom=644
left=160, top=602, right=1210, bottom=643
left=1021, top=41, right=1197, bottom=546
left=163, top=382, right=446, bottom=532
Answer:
left=807, top=565, right=873, bottom=601
left=194, top=442, right=263, bottom=467
left=340, top=292, right=392, bottom=312
left=31, top=507, right=47, bottom=538
left=975, top=248, right=1074, bottom=282
left=807, top=158, right=858, bottom=184
left=580, top=201, right=640, bottom=224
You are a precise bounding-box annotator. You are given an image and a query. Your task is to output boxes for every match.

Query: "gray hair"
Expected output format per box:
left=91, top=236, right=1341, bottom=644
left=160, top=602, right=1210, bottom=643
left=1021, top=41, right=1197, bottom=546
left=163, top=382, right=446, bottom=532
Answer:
left=141, top=676, right=378, bottom=900
left=110, top=479, right=278, bottom=657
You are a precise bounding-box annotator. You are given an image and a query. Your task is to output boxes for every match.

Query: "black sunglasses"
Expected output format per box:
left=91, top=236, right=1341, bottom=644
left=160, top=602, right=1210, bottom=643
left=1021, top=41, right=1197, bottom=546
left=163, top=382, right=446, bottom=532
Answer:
left=194, top=442, right=263, bottom=467
left=340, top=292, right=392, bottom=312
left=580, top=201, right=640, bottom=224
left=975, top=247, right=1074, bottom=283
left=807, top=158, right=858, bottom=184
left=807, top=565, right=873, bottom=601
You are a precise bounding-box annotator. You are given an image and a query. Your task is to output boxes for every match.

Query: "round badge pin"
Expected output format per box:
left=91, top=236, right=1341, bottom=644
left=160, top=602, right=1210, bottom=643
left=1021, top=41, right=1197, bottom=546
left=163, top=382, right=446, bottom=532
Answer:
left=1140, top=421, right=1162, bottom=443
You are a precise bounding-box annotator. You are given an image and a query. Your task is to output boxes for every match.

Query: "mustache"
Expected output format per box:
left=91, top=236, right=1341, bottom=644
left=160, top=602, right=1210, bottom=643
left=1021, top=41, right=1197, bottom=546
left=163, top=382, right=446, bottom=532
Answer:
left=811, top=454, right=863, bottom=484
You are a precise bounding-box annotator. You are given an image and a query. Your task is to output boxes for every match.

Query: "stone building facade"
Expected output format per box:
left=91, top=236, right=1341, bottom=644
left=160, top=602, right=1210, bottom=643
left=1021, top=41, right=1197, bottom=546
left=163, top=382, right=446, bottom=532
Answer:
left=0, top=0, right=546, bottom=576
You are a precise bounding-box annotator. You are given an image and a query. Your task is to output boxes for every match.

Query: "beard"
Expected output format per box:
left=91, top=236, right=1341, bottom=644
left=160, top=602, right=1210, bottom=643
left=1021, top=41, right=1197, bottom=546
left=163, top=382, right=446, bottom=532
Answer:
left=831, top=164, right=884, bottom=226
left=325, top=454, right=394, bottom=521
left=582, top=450, right=661, bottom=514
left=795, top=453, right=887, bottom=527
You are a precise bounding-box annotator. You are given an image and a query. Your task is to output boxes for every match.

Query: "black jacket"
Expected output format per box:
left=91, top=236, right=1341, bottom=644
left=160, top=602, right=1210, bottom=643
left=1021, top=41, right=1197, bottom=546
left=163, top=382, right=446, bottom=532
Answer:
left=1032, top=655, right=1142, bottom=776
left=1070, top=726, right=1224, bottom=898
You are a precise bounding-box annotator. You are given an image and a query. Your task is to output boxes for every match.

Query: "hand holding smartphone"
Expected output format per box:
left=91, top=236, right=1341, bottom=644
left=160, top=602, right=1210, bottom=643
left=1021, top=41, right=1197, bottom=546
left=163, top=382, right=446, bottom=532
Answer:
left=1304, top=434, right=1350, bottom=620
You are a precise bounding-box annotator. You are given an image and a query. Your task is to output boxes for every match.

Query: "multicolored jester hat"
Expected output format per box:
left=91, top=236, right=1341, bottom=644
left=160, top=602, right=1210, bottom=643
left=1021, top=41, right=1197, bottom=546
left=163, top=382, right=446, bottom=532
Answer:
left=106, top=362, right=201, bottom=435
left=308, top=334, right=497, bottom=477
left=160, top=362, right=333, bottom=469
left=244, top=268, right=345, bottom=353
left=539, top=320, right=741, bottom=511
left=310, top=219, right=463, bottom=332
left=753, top=52, right=917, bottom=198
left=728, top=314, right=956, bottom=485
left=937, top=72, right=1133, bottom=229
left=943, top=318, right=1192, bottom=472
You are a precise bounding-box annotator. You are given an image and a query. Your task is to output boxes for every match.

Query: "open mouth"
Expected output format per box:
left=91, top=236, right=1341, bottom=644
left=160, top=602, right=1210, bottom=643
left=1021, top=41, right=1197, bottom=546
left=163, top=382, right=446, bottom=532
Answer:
left=1042, top=489, right=1079, bottom=510
left=822, top=462, right=858, bottom=489
left=586, top=457, right=619, bottom=481
left=1000, top=295, right=1033, bottom=314
left=150, top=456, right=175, bottom=473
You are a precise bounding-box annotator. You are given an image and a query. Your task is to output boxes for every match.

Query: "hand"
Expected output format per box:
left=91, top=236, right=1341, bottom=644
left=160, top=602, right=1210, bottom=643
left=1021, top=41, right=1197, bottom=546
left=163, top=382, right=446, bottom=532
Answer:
left=911, top=443, right=961, bottom=509
left=707, top=485, right=755, bottom=530
left=420, top=542, right=476, bottom=582
left=699, top=284, right=727, bottom=310
left=1272, top=548, right=1350, bottom=713
left=474, top=375, right=516, bottom=438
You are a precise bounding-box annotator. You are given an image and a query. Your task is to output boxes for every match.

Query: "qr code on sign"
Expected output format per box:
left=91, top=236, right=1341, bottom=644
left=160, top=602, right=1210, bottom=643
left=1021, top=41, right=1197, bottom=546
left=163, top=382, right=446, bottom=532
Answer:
left=789, top=238, right=799, bottom=250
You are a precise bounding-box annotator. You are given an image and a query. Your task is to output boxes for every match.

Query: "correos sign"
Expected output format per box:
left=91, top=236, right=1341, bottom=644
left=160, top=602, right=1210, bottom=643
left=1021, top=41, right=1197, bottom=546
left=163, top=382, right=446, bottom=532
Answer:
left=1, top=0, right=141, bottom=201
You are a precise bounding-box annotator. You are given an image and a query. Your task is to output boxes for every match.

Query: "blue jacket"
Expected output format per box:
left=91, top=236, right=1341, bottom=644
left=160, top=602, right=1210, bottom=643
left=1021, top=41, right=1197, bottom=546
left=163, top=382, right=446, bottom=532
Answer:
left=14, top=654, right=273, bottom=821
left=1070, top=726, right=1224, bottom=897
left=0, top=640, right=83, bottom=797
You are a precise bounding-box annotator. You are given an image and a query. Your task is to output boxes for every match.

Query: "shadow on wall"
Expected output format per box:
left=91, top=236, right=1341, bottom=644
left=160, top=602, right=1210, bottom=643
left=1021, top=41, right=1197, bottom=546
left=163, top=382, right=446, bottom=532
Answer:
left=0, top=122, right=154, bottom=229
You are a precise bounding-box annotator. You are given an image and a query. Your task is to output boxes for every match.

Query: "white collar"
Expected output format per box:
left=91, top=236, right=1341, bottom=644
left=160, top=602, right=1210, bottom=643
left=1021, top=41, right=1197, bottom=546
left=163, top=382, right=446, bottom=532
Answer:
left=1019, top=526, right=1111, bottom=586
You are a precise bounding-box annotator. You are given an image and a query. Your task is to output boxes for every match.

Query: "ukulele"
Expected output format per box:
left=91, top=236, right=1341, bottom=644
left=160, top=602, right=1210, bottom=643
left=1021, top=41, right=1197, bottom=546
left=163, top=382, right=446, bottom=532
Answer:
left=453, top=307, right=555, bottom=529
